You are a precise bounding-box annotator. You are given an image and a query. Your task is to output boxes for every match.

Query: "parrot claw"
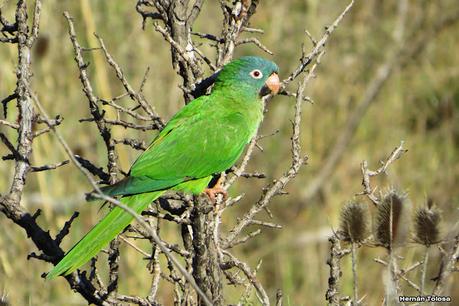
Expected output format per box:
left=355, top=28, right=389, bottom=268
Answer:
left=204, top=187, right=227, bottom=203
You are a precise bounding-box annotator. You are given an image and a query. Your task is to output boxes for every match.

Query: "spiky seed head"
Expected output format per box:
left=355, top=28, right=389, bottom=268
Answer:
left=338, top=202, right=369, bottom=243
left=414, top=206, right=441, bottom=246
left=374, top=189, right=411, bottom=250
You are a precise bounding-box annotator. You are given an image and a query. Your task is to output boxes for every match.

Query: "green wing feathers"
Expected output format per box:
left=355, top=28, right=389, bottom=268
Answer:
left=46, top=191, right=162, bottom=279
left=48, top=57, right=275, bottom=279
left=48, top=91, right=259, bottom=279
left=86, top=176, right=183, bottom=200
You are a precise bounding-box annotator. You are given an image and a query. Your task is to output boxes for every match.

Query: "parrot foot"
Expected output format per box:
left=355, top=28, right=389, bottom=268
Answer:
left=204, top=186, right=227, bottom=203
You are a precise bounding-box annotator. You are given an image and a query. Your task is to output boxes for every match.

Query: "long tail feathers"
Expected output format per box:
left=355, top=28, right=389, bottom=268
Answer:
left=46, top=191, right=163, bottom=279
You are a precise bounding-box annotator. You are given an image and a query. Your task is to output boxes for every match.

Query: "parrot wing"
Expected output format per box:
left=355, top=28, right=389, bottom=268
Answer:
left=92, top=94, right=252, bottom=198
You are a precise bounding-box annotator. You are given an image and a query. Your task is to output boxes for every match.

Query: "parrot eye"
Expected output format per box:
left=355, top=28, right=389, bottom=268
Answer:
left=250, top=69, right=263, bottom=79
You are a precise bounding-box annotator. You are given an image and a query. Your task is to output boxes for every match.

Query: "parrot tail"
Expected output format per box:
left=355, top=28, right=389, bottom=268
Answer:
left=46, top=191, right=163, bottom=279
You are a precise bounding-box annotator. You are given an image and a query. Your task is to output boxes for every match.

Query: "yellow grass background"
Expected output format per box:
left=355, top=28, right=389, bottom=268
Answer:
left=0, top=0, right=458, bottom=305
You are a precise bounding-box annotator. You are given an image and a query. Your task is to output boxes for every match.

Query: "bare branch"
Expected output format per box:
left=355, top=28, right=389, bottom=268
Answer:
left=54, top=212, right=80, bottom=246
left=282, top=0, right=354, bottom=86
left=432, top=235, right=459, bottom=295
left=357, top=142, right=407, bottom=205
left=0, top=119, right=19, bottom=129
left=64, top=12, right=118, bottom=183
left=236, top=37, right=273, bottom=55
left=114, top=138, right=147, bottom=151
left=223, top=52, right=316, bottom=248
left=1, top=92, right=17, bottom=117
left=94, top=33, right=164, bottom=127
left=31, top=160, right=69, bottom=172
left=0, top=3, right=109, bottom=304
left=222, top=250, right=269, bottom=306
left=31, top=90, right=213, bottom=306
left=374, top=258, right=421, bottom=294
left=74, top=154, right=110, bottom=182
left=301, top=8, right=459, bottom=203
left=26, top=0, right=42, bottom=47
left=326, top=236, right=348, bottom=305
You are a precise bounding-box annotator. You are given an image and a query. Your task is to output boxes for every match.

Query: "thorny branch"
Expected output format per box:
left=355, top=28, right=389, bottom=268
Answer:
left=32, top=90, right=213, bottom=306
left=0, top=1, right=366, bottom=305
left=94, top=33, right=164, bottom=128
left=432, top=235, right=459, bottom=295
left=0, top=2, right=113, bottom=305
left=357, top=141, right=407, bottom=205
left=64, top=11, right=119, bottom=184
left=281, top=0, right=355, bottom=87
left=132, top=1, right=356, bottom=304
left=3, top=1, right=457, bottom=305
left=222, top=50, right=329, bottom=250
left=327, top=139, right=459, bottom=304
left=325, top=236, right=350, bottom=305
left=301, top=6, right=459, bottom=204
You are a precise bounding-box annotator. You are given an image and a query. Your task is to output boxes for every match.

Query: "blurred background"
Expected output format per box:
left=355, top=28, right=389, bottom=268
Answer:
left=1, top=0, right=458, bottom=305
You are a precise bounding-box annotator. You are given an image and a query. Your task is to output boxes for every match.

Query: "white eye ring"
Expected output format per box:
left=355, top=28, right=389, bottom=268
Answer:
left=250, top=69, right=263, bottom=79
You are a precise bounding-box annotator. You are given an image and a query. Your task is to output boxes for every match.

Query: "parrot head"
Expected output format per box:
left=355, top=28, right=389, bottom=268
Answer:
left=214, top=56, right=280, bottom=97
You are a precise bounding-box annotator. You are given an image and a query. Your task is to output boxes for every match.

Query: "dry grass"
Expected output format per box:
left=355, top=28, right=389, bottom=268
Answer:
left=1, top=0, right=458, bottom=305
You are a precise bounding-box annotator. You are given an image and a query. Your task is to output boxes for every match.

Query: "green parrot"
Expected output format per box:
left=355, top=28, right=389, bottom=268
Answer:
left=46, top=56, right=280, bottom=279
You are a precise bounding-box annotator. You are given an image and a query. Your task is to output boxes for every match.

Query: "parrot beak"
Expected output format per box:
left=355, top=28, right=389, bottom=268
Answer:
left=265, top=72, right=280, bottom=95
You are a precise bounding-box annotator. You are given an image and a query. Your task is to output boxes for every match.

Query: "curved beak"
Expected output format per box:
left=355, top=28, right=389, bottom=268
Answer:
left=265, top=72, right=280, bottom=95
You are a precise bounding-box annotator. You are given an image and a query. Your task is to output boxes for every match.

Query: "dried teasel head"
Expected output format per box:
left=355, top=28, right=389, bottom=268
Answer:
left=374, top=189, right=411, bottom=249
left=338, top=202, right=369, bottom=243
left=413, top=205, right=441, bottom=246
